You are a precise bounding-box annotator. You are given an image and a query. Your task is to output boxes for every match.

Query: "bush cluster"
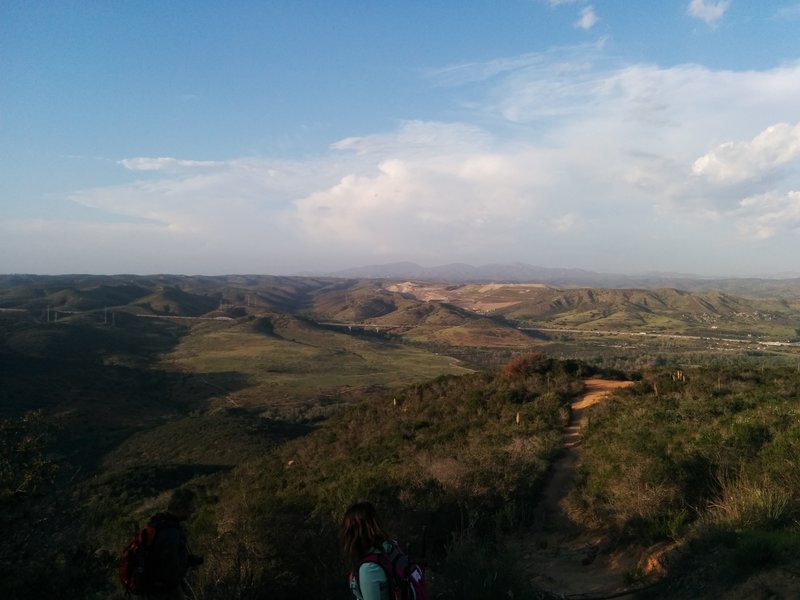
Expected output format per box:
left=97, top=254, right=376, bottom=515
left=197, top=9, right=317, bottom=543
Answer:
left=568, top=365, right=800, bottom=586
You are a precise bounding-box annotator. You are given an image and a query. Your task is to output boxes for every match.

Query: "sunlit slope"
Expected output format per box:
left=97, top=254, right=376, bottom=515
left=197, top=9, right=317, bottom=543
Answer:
left=381, top=303, right=540, bottom=347
left=403, top=317, right=542, bottom=347
left=386, top=282, right=800, bottom=339
left=494, top=287, right=798, bottom=336
left=308, top=279, right=402, bottom=321
left=311, top=282, right=542, bottom=347
left=162, top=314, right=472, bottom=414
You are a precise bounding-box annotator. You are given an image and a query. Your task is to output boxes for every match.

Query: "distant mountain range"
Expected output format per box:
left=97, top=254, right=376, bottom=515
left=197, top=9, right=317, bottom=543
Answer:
left=326, top=261, right=800, bottom=296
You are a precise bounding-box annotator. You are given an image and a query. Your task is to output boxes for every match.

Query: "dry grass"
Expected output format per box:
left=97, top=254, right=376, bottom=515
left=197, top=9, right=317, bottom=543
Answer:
left=708, top=472, right=793, bottom=529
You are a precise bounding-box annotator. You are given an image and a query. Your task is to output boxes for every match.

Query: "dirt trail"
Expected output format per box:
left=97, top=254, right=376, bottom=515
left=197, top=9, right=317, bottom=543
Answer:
left=520, top=378, right=636, bottom=597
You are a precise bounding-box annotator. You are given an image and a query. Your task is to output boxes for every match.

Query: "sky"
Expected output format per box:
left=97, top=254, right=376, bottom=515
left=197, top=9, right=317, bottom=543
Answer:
left=2, top=1, right=800, bottom=277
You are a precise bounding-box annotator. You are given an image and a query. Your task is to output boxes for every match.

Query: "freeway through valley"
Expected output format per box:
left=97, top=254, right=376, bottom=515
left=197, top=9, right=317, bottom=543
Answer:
left=5, top=306, right=797, bottom=348
left=320, top=320, right=799, bottom=347
left=521, top=327, right=800, bottom=347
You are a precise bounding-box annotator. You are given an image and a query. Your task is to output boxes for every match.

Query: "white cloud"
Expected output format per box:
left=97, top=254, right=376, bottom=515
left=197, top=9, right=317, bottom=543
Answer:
left=294, top=59, right=800, bottom=262
left=687, top=0, right=731, bottom=26
left=692, top=122, right=800, bottom=184
left=732, top=191, right=800, bottom=240
left=118, top=157, right=225, bottom=171
left=481, top=54, right=800, bottom=252
left=575, top=6, right=598, bottom=30
left=16, top=48, right=800, bottom=276
left=332, top=121, right=491, bottom=157
left=549, top=0, right=579, bottom=6
left=69, top=159, right=323, bottom=245
left=295, top=128, right=549, bottom=259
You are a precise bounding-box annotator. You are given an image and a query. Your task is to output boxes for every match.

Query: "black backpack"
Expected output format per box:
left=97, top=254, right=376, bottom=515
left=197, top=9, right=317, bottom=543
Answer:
left=119, top=522, right=175, bottom=595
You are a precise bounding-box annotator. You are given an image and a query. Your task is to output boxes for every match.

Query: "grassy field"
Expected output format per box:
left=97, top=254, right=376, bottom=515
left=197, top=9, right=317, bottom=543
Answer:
left=162, top=315, right=473, bottom=417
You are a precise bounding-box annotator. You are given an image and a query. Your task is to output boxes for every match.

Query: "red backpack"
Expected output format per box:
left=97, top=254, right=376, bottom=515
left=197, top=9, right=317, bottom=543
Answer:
left=119, top=523, right=174, bottom=595
left=353, top=541, right=428, bottom=600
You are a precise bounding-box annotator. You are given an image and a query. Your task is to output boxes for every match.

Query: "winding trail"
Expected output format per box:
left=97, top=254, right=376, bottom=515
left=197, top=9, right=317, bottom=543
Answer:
left=523, top=378, right=636, bottom=597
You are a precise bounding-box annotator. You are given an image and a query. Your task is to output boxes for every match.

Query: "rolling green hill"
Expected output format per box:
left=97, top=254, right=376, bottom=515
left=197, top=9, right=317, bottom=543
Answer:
left=492, top=287, right=777, bottom=330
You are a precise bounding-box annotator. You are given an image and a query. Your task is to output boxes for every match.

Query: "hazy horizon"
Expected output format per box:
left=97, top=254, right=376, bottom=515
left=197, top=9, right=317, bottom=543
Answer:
left=3, top=259, right=800, bottom=281
left=3, top=2, right=800, bottom=277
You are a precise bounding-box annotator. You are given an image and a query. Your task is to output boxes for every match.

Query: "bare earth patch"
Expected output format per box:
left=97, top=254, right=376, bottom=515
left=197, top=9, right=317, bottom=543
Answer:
left=383, top=281, right=549, bottom=312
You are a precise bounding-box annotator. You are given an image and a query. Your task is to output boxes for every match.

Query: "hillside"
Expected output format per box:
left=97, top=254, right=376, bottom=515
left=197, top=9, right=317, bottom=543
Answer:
left=4, top=274, right=800, bottom=598
left=161, top=313, right=472, bottom=416
left=4, top=274, right=799, bottom=341
left=326, top=261, right=800, bottom=296
left=4, top=273, right=800, bottom=376
left=386, top=282, right=800, bottom=341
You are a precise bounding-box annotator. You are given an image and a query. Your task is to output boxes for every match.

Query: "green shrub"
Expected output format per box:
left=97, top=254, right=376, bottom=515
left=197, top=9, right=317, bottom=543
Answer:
left=571, top=365, right=800, bottom=546
left=437, top=532, right=546, bottom=600
left=732, top=530, right=799, bottom=575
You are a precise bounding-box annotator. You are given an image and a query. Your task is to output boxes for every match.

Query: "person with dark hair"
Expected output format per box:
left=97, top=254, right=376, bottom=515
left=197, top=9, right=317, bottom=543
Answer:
left=342, top=501, right=392, bottom=600
left=145, top=487, right=203, bottom=599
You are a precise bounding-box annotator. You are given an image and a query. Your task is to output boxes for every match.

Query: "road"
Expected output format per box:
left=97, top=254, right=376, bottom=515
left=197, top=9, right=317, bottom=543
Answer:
left=522, top=326, right=800, bottom=347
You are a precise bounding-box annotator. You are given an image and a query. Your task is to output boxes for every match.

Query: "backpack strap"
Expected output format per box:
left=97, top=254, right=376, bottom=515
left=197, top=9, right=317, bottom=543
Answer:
left=362, top=540, right=401, bottom=570
left=356, top=551, right=387, bottom=577
left=388, top=542, right=405, bottom=572
left=353, top=549, right=392, bottom=595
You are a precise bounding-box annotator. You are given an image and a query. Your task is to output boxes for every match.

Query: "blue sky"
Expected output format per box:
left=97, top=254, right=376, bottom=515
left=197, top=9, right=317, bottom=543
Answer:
left=2, top=1, right=800, bottom=276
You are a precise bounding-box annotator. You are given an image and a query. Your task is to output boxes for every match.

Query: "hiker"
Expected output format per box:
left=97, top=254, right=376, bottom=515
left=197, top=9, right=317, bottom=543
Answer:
left=144, top=487, right=203, bottom=599
left=342, top=501, right=392, bottom=600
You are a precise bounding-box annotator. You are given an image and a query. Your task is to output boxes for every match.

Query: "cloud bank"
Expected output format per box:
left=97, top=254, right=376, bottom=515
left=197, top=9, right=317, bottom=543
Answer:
left=7, top=49, right=800, bottom=276
left=692, top=122, right=800, bottom=184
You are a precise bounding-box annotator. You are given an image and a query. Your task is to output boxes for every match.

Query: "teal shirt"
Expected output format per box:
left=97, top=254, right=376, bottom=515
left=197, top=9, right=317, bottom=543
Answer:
left=350, top=542, right=391, bottom=600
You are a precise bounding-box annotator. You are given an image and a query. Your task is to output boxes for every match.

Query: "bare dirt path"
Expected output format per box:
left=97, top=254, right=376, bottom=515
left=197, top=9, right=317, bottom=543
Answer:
left=520, top=378, right=636, bottom=597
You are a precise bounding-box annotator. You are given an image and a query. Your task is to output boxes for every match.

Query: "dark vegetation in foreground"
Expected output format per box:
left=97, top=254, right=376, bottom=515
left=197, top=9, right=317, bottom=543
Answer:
left=2, top=351, right=600, bottom=599
left=7, top=358, right=800, bottom=598
left=4, top=275, right=800, bottom=598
